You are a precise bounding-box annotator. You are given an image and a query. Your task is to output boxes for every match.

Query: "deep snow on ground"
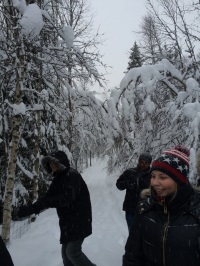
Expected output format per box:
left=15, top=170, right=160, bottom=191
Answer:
left=8, top=157, right=128, bottom=266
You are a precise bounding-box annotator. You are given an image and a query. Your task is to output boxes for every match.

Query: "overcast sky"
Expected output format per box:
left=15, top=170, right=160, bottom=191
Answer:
left=92, top=0, right=147, bottom=91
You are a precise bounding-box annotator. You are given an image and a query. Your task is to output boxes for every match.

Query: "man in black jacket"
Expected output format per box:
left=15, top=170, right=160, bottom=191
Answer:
left=0, top=235, right=14, bottom=266
left=18, top=150, right=96, bottom=266
left=116, top=152, right=152, bottom=231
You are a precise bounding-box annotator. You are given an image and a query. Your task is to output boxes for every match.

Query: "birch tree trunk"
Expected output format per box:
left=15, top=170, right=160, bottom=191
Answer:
left=32, top=112, right=41, bottom=203
left=1, top=51, right=24, bottom=244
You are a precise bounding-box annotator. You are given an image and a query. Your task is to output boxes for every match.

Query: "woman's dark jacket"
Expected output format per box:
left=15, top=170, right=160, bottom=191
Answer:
left=116, top=167, right=151, bottom=213
left=19, top=151, right=92, bottom=244
left=123, top=184, right=200, bottom=266
left=0, top=235, right=14, bottom=266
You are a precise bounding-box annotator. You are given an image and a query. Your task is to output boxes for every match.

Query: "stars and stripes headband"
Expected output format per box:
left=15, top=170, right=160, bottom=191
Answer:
left=151, top=146, right=190, bottom=185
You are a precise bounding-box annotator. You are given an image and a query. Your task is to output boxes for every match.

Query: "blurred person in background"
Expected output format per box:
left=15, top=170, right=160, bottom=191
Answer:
left=116, top=151, right=152, bottom=231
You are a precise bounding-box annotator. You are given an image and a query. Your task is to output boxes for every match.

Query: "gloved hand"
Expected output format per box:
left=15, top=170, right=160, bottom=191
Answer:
left=17, top=205, right=34, bottom=218
left=32, top=202, right=41, bottom=215
left=127, top=179, right=137, bottom=190
left=32, top=196, right=50, bottom=214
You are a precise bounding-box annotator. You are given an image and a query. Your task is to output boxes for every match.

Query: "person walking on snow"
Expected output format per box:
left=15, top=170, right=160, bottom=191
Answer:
left=116, top=151, right=152, bottom=231
left=17, top=150, right=96, bottom=266
left=123, top=146, right=200, bottom=266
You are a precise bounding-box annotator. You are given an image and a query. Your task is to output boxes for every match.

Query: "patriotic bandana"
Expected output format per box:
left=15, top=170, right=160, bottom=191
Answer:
left=151, top=146, right=190, bottom=185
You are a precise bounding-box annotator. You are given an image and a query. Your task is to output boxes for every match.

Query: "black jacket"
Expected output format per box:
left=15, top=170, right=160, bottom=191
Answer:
left=0, top=236, right=14, bottom=266
left=19, top=151, right=92, bottom=244
left=116, top=167, right=151, bottom=213
left=123, top=184, right=200, bottom=266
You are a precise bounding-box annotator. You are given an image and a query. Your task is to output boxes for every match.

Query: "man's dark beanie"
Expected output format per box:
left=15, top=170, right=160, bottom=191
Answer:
left=139, top=152, right=152, bottom=164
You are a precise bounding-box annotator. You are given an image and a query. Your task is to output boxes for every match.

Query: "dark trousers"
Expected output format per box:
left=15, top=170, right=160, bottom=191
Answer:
left=61, top=239, right=95, bottom=266
left=125, top=211, right=135, bottom=232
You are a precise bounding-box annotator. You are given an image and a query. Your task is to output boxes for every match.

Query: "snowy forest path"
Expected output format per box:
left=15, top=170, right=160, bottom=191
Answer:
left=83, top=157, right=128, bottom=266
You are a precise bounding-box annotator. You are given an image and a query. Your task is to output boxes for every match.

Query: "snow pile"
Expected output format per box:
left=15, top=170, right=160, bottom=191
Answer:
left=19, top=4, right=44, bottom=39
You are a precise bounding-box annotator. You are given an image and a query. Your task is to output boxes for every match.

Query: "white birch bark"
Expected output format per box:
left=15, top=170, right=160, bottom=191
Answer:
left=1, top=53, right=24, bottom=244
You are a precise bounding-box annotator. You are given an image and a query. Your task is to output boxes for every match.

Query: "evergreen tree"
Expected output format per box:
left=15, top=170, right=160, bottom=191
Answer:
left=127, top=42, right=142, bottom=70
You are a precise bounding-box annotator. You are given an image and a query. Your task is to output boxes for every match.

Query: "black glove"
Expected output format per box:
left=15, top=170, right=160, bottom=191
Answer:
left=127, top=179, right=137, bottom=190
left=32, top=197, right=50, bottom=214
left=32, top=200, right=45, bottom=214
left=32, top=202, right=40, bottom=215
left=17, top=205, right=34, bottom=218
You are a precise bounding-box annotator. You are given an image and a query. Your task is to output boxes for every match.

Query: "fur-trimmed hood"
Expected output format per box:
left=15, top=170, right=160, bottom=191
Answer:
left=42, top=150, right=70, bottom=174
left=140, top=188, right=151, bottom=199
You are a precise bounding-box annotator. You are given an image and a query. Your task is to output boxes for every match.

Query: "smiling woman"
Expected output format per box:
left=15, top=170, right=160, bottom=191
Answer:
left=122, top=146, right=200, bottom=266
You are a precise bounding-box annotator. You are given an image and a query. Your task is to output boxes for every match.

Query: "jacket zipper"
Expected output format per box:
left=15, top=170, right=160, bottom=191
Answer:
left=162, top=204, right=170, bottom=266
left=156, top=193, right=176, bottom=266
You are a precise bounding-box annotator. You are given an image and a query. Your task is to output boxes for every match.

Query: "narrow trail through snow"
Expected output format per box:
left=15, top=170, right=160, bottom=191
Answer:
left=9, top=158, right=128, bottom=266
left=83, top=158, right=128, bottom=265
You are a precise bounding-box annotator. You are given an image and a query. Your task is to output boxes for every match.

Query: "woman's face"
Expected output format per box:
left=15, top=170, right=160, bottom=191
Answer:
left=151, top=170, right=177, bottom=197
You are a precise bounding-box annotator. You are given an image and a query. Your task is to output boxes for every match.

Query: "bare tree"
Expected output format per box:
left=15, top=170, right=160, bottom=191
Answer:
left=139, top=14, right=163, bottom=64
left=0, top=0, right=109, bottom=243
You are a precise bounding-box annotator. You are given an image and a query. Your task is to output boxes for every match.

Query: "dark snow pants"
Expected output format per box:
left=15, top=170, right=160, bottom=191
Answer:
left=125, top=211, right=136, bottom=232
left=62, top=239, right=96, bottom=266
